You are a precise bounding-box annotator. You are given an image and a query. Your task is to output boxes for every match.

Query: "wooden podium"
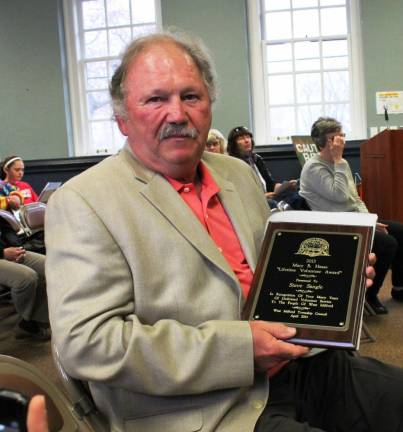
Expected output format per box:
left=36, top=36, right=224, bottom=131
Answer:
left=360, top=129, right=403, bottom=223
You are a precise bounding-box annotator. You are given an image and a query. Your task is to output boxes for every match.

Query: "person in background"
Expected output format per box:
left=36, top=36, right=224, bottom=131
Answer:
left=227, top=126, right=298, bottom=203
left=205, top=128, right=226, bottom=154
left=0, top=217, right=49, bottom=340
left=45, top=31, right=403, bottom=432
left=1, top=156, right=38, bottom=204
left=300, top=116, right=403, bottom=313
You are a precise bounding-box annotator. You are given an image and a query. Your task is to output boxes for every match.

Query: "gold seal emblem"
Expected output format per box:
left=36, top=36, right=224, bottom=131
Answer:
left=296, top=237, right=330, bottom=257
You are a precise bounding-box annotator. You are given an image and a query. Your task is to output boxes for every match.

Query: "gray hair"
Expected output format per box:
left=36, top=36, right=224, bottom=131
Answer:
left=110, top=30, right=218, bottom=119
left=310, top=117, right=342, bottom=149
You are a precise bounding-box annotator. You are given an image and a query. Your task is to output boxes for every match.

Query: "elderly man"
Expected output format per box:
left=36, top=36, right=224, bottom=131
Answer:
left=45, top=33, right=403, bottom=432
left=300, top=117, right=403, bottom=314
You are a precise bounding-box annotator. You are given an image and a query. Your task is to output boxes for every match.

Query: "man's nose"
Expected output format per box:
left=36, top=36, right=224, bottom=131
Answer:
left=166, top=97, right=187, bottom=123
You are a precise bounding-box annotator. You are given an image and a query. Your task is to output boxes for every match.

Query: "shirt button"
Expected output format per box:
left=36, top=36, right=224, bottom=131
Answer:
left=205, top=214, right=209, bottom=219
left=183, top=187, right=190, bottom=193
left=218, top=247, right=222, bottom=253
left=251, top=400, right=264, bottom=410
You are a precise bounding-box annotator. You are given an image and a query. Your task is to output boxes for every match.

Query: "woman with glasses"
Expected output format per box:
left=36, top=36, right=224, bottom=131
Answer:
left=300, top=116, right=403, bottom=313
left=205, top=129, right=226, bottom=154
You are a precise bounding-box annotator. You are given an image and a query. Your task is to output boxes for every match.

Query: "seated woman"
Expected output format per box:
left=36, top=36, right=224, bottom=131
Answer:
left=0, top=217, right=49, bottom=340
left=299, top=116, right=403, bottom=313
left=205, top=129, right=226, bottom=154
left=1, top=156, right=38, bottom=204
left=1, top=156, right=46, bottom=253
left=227, top=126, right=298, bottom=207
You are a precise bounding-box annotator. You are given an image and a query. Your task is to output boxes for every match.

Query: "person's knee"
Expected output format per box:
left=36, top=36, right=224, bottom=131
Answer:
left=12, top=267, right=39, bottom=294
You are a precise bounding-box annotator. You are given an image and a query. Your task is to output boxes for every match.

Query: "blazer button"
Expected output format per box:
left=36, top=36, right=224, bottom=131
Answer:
left=251, top=400, right=264, bottom=410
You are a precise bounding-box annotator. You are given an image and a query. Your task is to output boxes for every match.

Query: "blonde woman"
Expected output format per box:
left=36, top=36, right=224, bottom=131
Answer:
left=205, top=128, right=226, bottom=154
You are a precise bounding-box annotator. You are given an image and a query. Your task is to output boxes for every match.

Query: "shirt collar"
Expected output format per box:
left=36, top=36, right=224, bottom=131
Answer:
left=165, top=162, right=220, bottom=196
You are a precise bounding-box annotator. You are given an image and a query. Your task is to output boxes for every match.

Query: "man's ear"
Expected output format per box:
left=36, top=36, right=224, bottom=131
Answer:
left=116, top=115, right=129, bottom=136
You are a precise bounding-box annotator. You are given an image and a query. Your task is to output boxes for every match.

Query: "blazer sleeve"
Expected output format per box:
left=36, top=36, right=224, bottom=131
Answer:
left=45, top=186, right=255, bottom=397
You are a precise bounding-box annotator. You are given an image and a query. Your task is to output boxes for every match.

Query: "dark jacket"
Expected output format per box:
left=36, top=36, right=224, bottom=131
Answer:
left=238, top=153, right=276, bottom=193
left=0, top=216, right=22, bottom=258
left=253, top=154, right=276, bottom=192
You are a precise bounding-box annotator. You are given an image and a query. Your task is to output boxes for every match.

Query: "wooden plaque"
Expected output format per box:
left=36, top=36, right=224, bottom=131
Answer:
left=243, top=216, right=375, bottom=350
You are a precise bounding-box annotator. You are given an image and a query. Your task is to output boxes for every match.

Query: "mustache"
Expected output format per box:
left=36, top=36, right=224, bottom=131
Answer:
left=159, top=124, right=198, bottom=140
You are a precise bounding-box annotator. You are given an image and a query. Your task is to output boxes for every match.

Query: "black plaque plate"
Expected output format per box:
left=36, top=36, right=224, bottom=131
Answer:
left=243, top=221, right=373, bottom=349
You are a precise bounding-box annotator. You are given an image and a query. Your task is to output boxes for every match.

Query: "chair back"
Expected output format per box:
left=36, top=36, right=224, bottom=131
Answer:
left=0, top=354, right=102, bottom=431
left=19, top=202, right=47, bottom=231
left=0, top=209, right=22, bottom=233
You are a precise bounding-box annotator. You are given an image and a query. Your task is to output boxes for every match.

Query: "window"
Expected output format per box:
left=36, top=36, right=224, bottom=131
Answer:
left=247, top=0, right=366, bottom=145
left=63, top=0, right=161, bottom=156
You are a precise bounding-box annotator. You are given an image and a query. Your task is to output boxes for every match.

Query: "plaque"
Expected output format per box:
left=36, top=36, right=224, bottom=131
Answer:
left=243, top=211, right=377, bottom=350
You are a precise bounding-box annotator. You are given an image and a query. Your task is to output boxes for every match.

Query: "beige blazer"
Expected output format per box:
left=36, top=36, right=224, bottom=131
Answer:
left=45, top=144, right=271, bottom=431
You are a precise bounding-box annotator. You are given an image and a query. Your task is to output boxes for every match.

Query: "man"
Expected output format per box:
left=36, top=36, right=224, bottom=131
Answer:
left=45, top=33, right=403, bottom=432
left=300, top=117, right=403, bottom=314
left=0, top=217, right=49, bottom=340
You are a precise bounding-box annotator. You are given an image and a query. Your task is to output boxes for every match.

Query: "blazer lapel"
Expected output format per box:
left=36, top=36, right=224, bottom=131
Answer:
left=119, top=145, right=256, bottom=285
left=141, top=176, right=239, bottom=283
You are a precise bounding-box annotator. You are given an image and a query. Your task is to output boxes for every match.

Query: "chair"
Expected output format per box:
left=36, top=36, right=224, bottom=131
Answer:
left=0, top=354, right=105, bottom=431
left=19, top=202, right=46, bottom=232
left=0, top=202, right=46, bottom=236
left=51, top=343, right=109, bottom=432
left=0, top=209, right=22, bottom=233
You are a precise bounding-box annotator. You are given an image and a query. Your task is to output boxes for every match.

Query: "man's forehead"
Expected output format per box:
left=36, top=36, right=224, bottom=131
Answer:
left=131, top=40, right=195, bottom=70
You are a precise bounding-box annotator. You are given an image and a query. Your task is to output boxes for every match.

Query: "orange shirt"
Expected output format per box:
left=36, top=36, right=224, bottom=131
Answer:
left=167, top=164, right=288, bottom=378
left=166, top=162, right=253, bottom=298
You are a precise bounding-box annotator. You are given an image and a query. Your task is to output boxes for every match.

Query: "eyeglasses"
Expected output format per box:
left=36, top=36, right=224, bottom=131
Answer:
left=327, top=132, right=346, bottom=141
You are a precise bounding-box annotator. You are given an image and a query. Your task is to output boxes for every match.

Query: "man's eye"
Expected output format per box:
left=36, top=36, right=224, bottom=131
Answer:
left=183, top=94, right=199, bottom=101
left=146, top=96, right=163, bottom=103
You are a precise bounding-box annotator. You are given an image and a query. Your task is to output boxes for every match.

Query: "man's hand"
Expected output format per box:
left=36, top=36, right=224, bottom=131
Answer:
left=27, top=395, right=49, bottom=432
left=376, top=222, right=388, bottom=234
left=249, top=321, right=309, bottom=372
left=328, top=135, right=345, bottom=163
left=4, top=247, right=25, bottom=262
left=366, top=252, right=376, bottom=289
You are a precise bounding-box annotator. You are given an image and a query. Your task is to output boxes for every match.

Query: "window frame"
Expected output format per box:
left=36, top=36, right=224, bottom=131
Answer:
left=246, top=0, right=366, bottom=146
left=63, top=0, right=162, bottom=156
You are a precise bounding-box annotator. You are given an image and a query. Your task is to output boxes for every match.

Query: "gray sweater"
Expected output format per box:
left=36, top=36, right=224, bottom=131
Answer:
left=299, top=153, right=368, bottom=213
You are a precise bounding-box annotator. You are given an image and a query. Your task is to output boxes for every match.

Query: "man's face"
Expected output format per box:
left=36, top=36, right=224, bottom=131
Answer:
left=116, top=41, right=212, bottom=181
